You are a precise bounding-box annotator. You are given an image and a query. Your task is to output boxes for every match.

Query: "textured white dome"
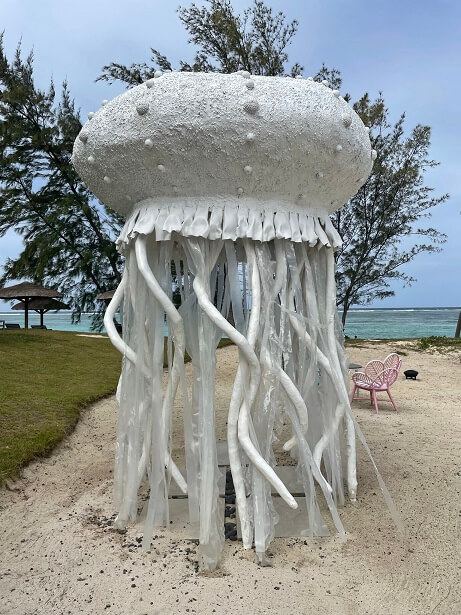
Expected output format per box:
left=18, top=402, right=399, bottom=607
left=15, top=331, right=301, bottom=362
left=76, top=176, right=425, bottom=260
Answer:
left=72, top=72, right=373, bottom=247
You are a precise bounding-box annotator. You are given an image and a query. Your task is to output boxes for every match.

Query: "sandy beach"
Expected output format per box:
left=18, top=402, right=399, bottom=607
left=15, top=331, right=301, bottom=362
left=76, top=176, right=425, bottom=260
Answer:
left=1, top=340, right=461, bottom=615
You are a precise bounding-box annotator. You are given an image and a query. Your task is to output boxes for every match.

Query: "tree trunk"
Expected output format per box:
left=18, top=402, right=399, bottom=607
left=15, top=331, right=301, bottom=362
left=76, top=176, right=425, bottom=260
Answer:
left=341, top=298, right=350, bottom=329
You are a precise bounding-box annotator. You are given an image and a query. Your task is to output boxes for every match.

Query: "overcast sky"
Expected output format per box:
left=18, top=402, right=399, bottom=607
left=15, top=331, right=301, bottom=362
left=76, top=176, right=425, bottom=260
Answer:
left=1, top=0, right=460, bottom=309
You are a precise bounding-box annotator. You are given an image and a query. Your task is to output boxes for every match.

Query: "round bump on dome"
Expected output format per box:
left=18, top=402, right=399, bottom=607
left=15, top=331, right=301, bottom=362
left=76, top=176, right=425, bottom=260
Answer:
left=157, top=164, right=166, bottom=172
left=240, top=71, right=251, bottom=79
left=136, top=103, right=149, bottom=116
left=101, top=99, right=108, bottom=107
left=146, top=78, right=155, bottom=88
left=321, top=80, right=329, bottom=87
left=237, top=187, right=244, bottom=195
left=307, top=76, right=314, bottom=81
left=342, top=115, right=352, bottom=128
left=87, top=155, right=95, bottom=165
left=244, top=165, right=253, bottom=174
left=154, top=70, right=163, bottom=78
left=243, top=100, right=259, bottom=115
left=245, top=80, right=255, bottom=90
left=145, top=138, right=154, bottom=148
left=246, top=132, right=256, bottom=143
left=332, top=90, right=340, bottom=98
left=103, top=176, right=111, bottom=184
left=335, top=144, right=343, bottom=153
left=316, top=171, right=324, bottom=179
left=295, top=75, right=303, bottom=80
left=88, top=112, right=94, bottom=120
left=79, top=133, right=88, bottom=144
left=371, top=149, right=377, bottom=161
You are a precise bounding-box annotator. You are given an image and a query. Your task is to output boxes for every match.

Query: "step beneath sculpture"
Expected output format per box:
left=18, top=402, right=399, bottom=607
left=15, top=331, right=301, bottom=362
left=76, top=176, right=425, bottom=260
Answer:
left=164, top=466, right=327, bottom=539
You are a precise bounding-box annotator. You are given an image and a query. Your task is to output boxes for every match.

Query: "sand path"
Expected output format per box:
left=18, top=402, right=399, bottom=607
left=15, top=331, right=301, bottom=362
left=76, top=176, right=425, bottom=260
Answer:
left=1, top=342, right=460, bottom=615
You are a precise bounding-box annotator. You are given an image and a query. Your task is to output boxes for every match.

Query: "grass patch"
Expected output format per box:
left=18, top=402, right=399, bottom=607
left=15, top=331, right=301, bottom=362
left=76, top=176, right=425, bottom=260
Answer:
left=0, top=330, right=121, bottom=485
left=0, top=330, right=235, bottom=485
left=417, top=336, right=461, bottom=351
left=345, top=336, right=461, bottom=354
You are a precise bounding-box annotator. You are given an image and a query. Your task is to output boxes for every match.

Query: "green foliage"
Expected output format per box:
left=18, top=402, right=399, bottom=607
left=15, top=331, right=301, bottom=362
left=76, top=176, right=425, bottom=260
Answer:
left=417, top=336, right=461, bottom=351
left=0, top=330, right=121, bottom=484
left=97, top=0, right=302, bottom=85
left=330, top=83, right=449, bottom=325
left=0, top=36, right=124, bottom=326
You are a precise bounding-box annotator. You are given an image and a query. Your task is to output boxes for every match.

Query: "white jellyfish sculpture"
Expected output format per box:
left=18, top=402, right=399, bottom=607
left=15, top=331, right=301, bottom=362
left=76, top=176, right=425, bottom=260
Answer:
left=72, top=72, right=399, bottom=570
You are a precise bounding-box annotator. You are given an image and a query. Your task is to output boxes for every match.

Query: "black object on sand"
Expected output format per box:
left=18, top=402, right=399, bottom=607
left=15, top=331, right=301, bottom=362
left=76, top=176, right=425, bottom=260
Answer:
left=404, top=369, right=418, bottom=380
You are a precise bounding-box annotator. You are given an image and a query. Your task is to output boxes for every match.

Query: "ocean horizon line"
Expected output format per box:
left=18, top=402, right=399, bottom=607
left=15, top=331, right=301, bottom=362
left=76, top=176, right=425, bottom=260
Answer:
left=1, top=305, right=460, bottom=316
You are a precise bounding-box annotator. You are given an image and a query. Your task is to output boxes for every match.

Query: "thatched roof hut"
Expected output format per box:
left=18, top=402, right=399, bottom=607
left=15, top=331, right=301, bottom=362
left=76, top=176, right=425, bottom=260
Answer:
left=0, top=282, right=63, bottom=328
left=12, top=298, right=69, bottom=328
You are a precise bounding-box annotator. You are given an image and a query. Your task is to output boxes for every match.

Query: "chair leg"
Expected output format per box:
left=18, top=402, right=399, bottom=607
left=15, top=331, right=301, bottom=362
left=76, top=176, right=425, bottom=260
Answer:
left=386, top=388, right=399, bottom=412
left=369, top=391, right=373, bottom=406
left=350, top=384, right=357, bottom=403
left=372, top=390, right=379, bottom=414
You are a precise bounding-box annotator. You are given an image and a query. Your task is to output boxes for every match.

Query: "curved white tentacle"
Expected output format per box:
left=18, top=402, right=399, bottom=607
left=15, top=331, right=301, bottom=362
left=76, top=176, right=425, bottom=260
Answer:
left=271, top=241, right=309, bottom=452
left=192, top=270, right=297, bottom=510
left=285, top=248, right=347, bottom=492
left=103, top=270, right=139, bottom=370
left=135, top=236, right=187, bottom=494
left=324, top=248, right=357, bottom=500
left=105, top=261, right=187, bottom=496
left=227, top=364, right=252, bottom=547
left=296, top=247, right=355, bottom=500
left=283, top=243, right=354, bottom=498
left=256, top=240, right=337, bottom=515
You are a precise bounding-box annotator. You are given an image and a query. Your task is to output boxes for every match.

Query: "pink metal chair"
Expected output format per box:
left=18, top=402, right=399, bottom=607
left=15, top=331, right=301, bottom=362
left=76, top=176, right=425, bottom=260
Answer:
left=350, top=353, right=402, bottom=414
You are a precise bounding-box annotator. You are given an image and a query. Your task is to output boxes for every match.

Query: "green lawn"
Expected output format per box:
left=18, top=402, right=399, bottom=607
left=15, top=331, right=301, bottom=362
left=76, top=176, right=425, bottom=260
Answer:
left=0, top=330, right=235, bottom=486
left=0, top=330, right=121, bottom=485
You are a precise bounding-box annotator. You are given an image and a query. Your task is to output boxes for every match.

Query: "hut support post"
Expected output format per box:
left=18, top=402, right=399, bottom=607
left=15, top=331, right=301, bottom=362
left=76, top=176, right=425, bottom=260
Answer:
left=24, top=297, right=29, bottom=329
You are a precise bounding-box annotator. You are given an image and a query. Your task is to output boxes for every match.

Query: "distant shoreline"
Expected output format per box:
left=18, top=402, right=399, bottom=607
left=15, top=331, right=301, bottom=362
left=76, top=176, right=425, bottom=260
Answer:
left=1, top=306, right=460, bottom=315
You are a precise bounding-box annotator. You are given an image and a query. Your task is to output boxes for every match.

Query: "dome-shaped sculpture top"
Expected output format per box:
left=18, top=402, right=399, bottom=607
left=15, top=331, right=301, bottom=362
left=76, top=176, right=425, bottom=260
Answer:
left=72, top=72, right=373, bottom=248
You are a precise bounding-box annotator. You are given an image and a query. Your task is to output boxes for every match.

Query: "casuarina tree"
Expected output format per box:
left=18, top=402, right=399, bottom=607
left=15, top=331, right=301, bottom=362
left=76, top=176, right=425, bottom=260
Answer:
left=0, top=36, right=123, bottom=325
left=328, top=75, right=448, bottom=324
left=97, top=0, right=303, bottom=84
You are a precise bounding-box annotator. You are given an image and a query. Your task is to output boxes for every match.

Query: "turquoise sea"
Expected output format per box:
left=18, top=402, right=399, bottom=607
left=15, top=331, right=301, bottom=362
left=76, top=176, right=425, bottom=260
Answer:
left=1, top=307, right=460, bottom=339
left=341, top=307, right=460, bottom=339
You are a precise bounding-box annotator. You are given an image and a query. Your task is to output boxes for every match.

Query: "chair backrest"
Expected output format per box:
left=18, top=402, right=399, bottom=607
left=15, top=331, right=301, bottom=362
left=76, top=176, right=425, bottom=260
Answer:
left=383, top=353, right=402, bottom=372
left=5, top=323, right=21, bottom=329
left=364, top=359, right=385, bottom=380
left=378, top=367, right=399, bottom=388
